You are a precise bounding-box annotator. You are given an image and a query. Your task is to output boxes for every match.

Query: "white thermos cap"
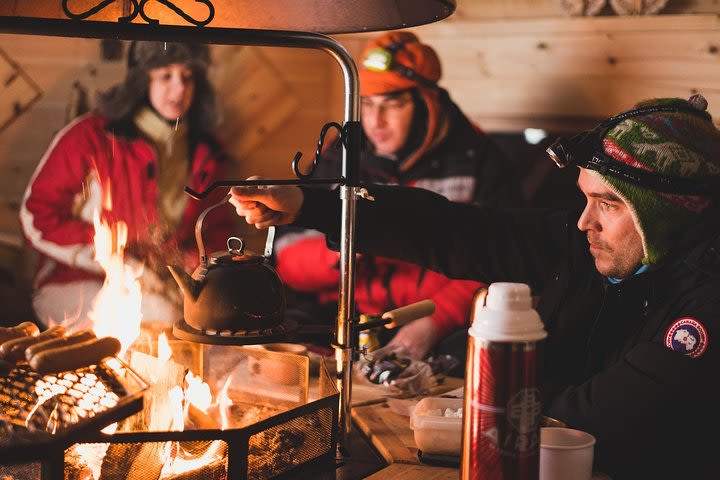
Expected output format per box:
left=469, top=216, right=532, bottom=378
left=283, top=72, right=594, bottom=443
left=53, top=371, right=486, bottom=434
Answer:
left=468, top=282, right=547, bottom=342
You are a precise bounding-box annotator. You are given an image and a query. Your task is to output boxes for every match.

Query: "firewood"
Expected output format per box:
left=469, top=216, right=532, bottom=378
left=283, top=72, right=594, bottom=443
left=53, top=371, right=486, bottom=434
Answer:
left=187, top=403, right=219, bottom=430
left=169, top=456, right=227, bottom=480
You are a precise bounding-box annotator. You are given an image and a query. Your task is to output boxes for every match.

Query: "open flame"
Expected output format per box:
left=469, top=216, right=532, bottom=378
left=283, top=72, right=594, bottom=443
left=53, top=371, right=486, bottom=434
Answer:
left=86, top=182, right=143, bottom=357
left=156, top=338, right=228, bottom=478
left=65, top=178, right=231, bottom=477
left=158, top=333, right=173, bottom=363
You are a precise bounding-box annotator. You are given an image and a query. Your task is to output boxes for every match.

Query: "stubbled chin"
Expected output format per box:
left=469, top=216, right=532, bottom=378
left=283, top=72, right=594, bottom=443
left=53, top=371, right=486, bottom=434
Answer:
left=591, top=253, right=612, bottom=276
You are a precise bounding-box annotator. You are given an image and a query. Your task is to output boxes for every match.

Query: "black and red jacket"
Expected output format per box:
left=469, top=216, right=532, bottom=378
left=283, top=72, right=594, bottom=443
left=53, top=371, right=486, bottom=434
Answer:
left=275, top=90, right=521, bottom=336
left=297, top=184, right=720, bottom=479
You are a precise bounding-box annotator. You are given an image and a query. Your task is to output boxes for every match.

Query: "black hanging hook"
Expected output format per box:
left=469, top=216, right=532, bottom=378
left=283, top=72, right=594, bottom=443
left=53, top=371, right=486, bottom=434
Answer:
left=184, top=120, right=352, bottom=199
left=292, top=121, right=344, bottom=180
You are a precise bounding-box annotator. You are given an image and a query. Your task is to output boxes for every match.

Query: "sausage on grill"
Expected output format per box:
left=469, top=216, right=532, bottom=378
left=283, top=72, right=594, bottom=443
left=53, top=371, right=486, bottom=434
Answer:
left=0, top=322, right=40, bottom=344
left=29, top=336, right=121, bottom=375
left=25, top=330, right=97, bottom=363
left=0, top=326, right=66, bottom=363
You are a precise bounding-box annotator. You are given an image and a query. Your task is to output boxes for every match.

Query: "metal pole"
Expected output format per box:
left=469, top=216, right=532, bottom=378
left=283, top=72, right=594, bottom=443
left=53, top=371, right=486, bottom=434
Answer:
left=0, top=17, right=361, bottom=453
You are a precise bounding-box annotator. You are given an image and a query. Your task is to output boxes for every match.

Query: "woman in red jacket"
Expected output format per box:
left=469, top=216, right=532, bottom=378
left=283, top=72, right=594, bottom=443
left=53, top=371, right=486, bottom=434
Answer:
left=20, top=41, right=233, bottom=330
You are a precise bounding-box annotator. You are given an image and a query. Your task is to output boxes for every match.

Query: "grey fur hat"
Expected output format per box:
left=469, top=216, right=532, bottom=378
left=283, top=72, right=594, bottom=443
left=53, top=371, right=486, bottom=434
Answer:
left=127, top=41, right=210, bottom=74
left=97, top=40, right=217, bottom=133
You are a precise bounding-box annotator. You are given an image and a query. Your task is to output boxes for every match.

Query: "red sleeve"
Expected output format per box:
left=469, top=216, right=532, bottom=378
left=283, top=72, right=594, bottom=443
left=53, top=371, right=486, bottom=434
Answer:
left=275, top=236, right=340, bottom=292
left=384, top=259, right=483, bottom=339
left=20, top=117, right=98, bottom=270
left=427, top=279, right=485, bottom=338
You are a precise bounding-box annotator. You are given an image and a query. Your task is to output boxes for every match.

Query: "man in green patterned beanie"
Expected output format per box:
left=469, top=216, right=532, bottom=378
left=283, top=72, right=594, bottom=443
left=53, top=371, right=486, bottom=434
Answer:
left=228, top=92, right=720, bottom=479
left=545, top=93, right=720, bottom=280
left=596, top=94, right=720, bottom=266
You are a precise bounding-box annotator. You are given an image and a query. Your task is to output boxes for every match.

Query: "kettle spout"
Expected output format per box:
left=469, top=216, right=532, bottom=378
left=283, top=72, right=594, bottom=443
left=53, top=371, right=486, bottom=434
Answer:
left=167, top=265, right=200, bottom=302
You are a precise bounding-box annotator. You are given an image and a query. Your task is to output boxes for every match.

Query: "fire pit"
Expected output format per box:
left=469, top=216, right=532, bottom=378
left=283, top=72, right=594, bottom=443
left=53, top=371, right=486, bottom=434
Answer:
left=1, top=340, right=338, bottom=480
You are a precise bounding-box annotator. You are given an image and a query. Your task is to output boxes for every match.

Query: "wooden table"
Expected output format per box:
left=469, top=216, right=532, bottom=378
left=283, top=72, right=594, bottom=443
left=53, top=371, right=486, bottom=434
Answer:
left=365, top=464, right=458, bottom=480
left=350, top=377, right=612, bottom=480
left=351, top=378, right=463, bottom=479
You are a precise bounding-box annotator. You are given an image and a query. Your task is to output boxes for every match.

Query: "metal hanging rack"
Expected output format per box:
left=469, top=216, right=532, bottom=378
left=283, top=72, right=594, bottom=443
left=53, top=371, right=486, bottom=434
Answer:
left=0, top=1, right=455, bottom=453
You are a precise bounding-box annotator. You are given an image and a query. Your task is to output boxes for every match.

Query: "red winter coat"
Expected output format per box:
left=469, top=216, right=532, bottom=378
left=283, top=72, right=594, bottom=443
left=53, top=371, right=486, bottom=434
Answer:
left=20, top=114, right=233, bottom=289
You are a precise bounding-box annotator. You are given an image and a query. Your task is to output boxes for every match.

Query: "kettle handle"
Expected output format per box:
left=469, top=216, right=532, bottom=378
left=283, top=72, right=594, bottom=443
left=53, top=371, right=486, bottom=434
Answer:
left=194, top=192, right=277, bottom=267
left=195, top=193, right=231, bottom=267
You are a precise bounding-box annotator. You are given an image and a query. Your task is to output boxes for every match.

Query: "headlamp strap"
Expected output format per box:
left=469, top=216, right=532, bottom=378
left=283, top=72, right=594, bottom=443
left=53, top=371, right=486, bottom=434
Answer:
left=585, top=151, right=720, bottom=196
left=548, top=102, right=718, bottom=195
left=599, top=104, right=710, bottom=132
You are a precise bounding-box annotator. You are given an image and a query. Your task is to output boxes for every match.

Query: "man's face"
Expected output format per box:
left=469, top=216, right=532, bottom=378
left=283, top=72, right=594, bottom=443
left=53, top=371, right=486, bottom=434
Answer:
left=361, top=90, right=416, bottom=157
left=577, top=169, right=644, bottom=278
left=148, top=63, right=195, bottom=121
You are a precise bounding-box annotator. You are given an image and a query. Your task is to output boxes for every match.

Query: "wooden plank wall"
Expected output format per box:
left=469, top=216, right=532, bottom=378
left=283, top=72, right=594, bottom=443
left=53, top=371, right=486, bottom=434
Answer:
left=334, top=6, right=720, bottom=133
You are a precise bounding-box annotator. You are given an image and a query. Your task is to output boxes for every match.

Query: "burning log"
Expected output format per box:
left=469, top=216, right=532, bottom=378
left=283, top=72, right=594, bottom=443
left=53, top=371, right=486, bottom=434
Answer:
left=167, top=455, right=228, bottom=480
left=187, top=403, right=218, bottom=430
left=99, top=351, right=186, bottom=480
left=127, top=350, right=185, bottom=430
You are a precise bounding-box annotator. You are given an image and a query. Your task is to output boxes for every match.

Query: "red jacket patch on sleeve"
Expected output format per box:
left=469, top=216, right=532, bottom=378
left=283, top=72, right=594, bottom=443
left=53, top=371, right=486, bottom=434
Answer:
left=664, top=317, right=709, bottom=359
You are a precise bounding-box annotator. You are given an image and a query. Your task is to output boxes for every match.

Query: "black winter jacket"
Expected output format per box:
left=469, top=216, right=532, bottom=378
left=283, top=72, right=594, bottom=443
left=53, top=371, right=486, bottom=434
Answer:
left=296, top=184, right=720, bottom=480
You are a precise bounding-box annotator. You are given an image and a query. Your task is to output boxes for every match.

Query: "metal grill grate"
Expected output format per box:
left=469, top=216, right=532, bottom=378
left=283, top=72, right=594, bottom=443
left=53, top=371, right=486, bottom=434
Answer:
left=66, top=439, right=229, bottom=480
left=0, top=461, right=41, bottom=479
left=0, top=359, right=146, bottom=465
left=247, top=407, right=334, bottom=480
left=0, top=355, right=338, bottom=479
left=1, top=363, right=125, bottom=431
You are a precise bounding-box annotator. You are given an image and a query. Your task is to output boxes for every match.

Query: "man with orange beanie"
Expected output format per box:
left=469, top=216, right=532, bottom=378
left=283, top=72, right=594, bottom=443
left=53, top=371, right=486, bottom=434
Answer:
left=274, top=31, right=521, bottom=360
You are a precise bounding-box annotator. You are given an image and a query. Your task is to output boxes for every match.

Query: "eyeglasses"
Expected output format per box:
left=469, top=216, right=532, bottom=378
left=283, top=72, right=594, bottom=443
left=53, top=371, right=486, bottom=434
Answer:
left=546, top=104, right=719, bottom=195
left=361, top=94, right=413, bottom=116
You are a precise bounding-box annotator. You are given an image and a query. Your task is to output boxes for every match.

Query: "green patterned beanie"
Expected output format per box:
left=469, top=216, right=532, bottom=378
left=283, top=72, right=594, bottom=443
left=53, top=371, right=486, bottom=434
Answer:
left=596, top=94, right=720, bottom=265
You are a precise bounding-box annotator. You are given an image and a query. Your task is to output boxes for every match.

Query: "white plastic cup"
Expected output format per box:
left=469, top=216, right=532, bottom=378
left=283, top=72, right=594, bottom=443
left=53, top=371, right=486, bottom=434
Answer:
left=539, top=427, right=596, bottom=480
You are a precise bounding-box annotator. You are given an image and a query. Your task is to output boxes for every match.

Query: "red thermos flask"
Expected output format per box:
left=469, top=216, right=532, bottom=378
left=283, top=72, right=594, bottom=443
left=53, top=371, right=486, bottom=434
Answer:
left=461, top=282, right=547, bottom=480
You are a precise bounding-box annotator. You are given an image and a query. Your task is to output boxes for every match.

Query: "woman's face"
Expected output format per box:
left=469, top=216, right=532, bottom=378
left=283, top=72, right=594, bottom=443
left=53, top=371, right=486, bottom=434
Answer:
left=147, top=63, right=195, bottom=121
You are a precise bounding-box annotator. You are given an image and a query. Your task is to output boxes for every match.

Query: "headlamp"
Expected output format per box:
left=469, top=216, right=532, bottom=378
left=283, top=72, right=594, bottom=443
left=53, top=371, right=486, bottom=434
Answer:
left=546, top=104, right=718, bottom=195
left=361, top=41, right=438, bottom=89
left=363, top=48, right=393, bottom=72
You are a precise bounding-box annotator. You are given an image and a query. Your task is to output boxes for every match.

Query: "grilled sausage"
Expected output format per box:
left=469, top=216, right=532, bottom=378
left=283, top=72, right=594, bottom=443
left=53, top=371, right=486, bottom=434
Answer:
left=29, top=336, right=121, bottom=375
left=0, top=322, right=40, bottom=344
left=25, top=330, right=97, bottom=363
left=0, top=326, right=66, bottom=363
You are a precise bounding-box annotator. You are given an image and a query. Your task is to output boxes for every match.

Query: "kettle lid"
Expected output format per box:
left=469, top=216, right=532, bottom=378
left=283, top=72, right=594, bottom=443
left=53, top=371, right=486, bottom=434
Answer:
left=209, top=236, right=264, bottom=265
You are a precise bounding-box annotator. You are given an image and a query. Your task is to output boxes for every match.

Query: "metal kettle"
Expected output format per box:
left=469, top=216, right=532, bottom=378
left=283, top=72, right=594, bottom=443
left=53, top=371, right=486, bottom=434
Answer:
left=167, top=194, right=286, bottom=333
